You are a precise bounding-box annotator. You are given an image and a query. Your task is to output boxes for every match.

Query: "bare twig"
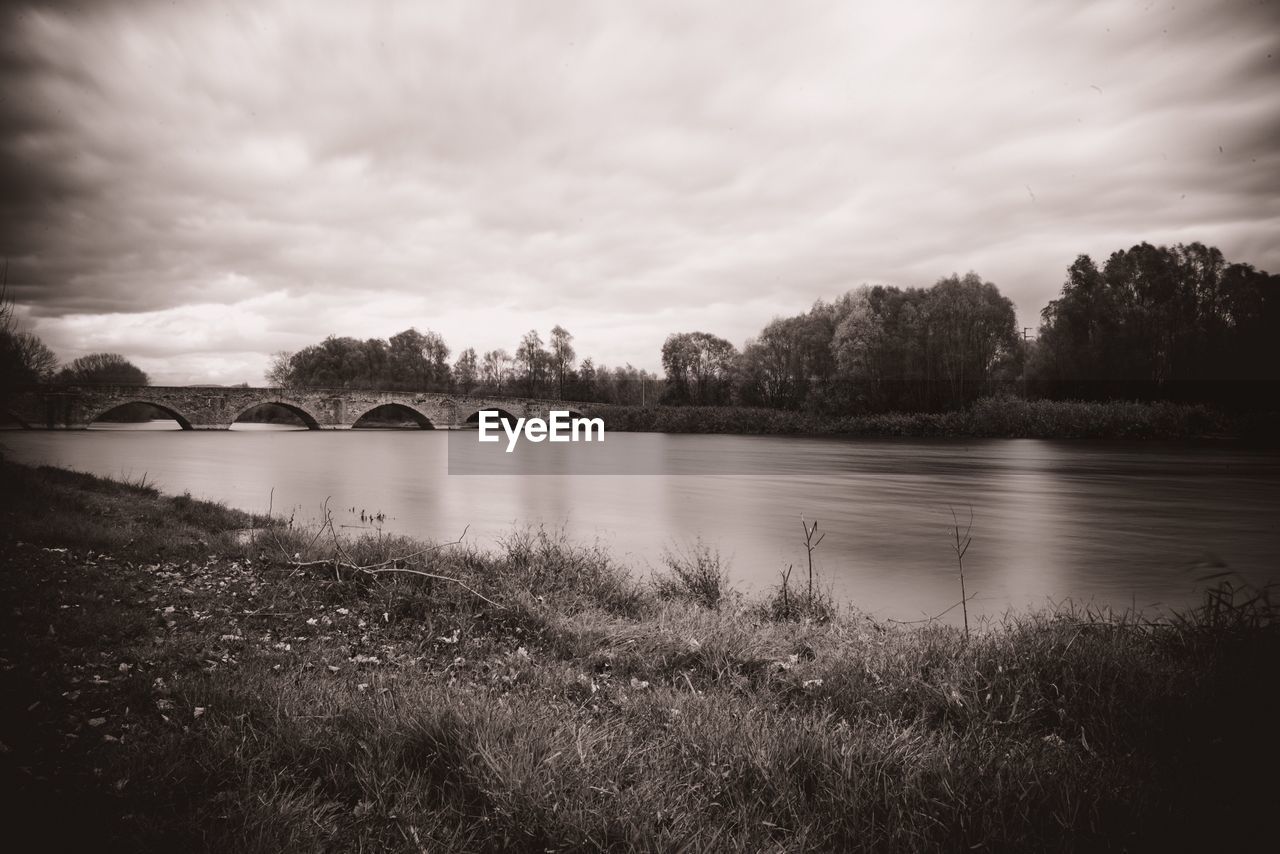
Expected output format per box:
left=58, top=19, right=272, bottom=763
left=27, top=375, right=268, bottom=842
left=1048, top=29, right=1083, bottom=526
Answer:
left=286, top=524, right=490, bottom=605
left=800, top=517, right=824, bottom=606
left=361, top=566, right=499, bottom=607
left=779, top=563, right=793, bottom=615
left=949, top=505, right=974, bottom=641
left=887, top=590, right=980, bottom=626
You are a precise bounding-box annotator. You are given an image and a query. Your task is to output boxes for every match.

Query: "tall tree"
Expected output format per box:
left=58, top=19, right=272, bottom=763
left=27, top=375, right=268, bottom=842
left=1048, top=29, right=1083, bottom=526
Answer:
left=927, top=273, right=1020, bottom=409
left=516, top=330, right=548, bottom=396
left=661, top=332, right=737, bottom=405
left=453, top=347, right=479, bottom=394
left=577, top=357, right=598, bottom=401
left=830, top=276, right=1018, bottom=412
left=1031, top=242, right=1279, bottom=403
left=386, top=328, right=451, bottom=390
left=548, top=325, right=576, bottom=399
left=419, top=330, right=451, bottom=390
left=387, top=329, right=430, bottom=388
left=480, top=349, right=513, bottom=393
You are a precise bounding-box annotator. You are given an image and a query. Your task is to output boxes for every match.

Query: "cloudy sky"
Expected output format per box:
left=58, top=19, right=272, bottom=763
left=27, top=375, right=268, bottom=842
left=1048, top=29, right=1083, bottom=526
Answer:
left=2, top=0, right=1277, bottom=385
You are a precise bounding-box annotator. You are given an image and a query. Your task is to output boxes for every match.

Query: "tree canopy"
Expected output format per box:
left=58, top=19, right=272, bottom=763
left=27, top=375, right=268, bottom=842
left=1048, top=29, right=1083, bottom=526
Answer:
left=1029, top=242, right=1279, bottom=404
left=4, top=239, right=1274, bottom=414
left=57, top=353, right=149, bottom=386
left=267, top=326, right=661, bottom=406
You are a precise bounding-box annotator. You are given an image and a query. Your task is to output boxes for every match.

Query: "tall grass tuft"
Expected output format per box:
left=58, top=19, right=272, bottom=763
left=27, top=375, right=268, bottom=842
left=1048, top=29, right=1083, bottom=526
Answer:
left=652, top=538, right=732, bottom=609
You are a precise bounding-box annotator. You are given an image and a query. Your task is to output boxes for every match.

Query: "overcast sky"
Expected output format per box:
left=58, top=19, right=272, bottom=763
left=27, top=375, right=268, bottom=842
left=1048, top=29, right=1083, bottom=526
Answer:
left=2, top=0, right=1277, bottom=385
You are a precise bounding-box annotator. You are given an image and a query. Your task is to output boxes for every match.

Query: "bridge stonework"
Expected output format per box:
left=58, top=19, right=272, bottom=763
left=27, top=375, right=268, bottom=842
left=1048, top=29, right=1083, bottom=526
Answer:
left=3, top=386, right=598, bottom=430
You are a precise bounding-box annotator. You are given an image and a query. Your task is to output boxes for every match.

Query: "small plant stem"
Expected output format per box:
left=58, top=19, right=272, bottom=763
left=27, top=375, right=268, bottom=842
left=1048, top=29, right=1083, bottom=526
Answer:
left=950, top=506, right=973, bottom=641
left=801, top=518, right=824, bottom=609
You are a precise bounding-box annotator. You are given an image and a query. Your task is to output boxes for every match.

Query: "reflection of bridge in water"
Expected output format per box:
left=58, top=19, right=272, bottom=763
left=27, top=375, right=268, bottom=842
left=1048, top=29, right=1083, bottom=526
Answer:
left=3, top=385, right=599, bottom=430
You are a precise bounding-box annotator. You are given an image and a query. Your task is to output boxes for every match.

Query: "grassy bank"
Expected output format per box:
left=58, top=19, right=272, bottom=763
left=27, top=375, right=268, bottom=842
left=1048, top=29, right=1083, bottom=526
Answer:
left=1, top=460, right=1277, bottom=852
left=602, top=396, right=1277, bottom=440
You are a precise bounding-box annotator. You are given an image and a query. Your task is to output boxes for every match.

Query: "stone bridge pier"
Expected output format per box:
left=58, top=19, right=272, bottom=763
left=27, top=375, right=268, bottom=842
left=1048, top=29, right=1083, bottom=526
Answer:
left=2, top=385, right=599, bottom=431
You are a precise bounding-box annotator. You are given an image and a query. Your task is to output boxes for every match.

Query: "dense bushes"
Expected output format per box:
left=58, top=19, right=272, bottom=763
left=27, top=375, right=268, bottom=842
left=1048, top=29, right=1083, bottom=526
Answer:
left=600, top=395, right=1242, bottom=440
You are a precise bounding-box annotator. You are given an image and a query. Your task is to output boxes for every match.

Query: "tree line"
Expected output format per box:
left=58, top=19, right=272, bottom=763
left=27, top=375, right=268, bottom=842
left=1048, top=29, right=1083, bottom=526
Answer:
left=659, top=242, right=1277, bottom=413
left=662, top=272, right=1023, bottom=413
left=1, top=291, right=149, bottom=389
left=1028, top=242, right=1278, bottom=406
left=3, top=240, right=1276, bottom=414
left=266, top=325, right=662, bottom=405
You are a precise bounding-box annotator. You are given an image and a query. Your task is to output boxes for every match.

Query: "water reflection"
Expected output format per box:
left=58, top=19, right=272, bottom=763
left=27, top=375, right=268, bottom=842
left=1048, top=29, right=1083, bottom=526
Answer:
left=2, top=429, right=1276, bottom=623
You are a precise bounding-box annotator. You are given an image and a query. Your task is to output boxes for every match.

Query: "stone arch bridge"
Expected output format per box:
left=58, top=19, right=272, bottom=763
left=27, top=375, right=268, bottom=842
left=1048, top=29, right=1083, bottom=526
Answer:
left=3, top=385, right=602, bottom=431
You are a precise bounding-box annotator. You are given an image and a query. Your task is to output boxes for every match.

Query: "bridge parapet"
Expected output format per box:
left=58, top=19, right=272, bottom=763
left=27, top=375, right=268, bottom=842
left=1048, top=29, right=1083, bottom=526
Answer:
left=2, top=385, right=603, bottom=430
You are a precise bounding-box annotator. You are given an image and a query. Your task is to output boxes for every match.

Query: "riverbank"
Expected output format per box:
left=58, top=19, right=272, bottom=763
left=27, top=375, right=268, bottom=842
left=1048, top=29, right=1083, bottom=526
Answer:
left=603, top=396, right=1278, bottom=441
left=1, top=461, right=1276, bottom=851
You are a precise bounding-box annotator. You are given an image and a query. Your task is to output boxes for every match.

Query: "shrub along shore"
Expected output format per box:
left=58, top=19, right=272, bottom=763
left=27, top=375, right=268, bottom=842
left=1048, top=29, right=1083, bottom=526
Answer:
left=65, top=394, right=1279, bottom=441
left=0, top=460, right=1276, bottom=852
left=602, top=395, right=1278, bottom=441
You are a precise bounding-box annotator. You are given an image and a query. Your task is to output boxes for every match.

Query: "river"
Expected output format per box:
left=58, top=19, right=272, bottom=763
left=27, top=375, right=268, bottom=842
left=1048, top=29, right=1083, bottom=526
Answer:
left=4, top=423, right=1278, bottom=624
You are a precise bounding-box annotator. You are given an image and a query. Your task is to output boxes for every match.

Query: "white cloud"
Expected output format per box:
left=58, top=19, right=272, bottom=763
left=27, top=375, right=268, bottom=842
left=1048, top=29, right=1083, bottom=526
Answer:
left=2, top=0, right=1277, bottom=383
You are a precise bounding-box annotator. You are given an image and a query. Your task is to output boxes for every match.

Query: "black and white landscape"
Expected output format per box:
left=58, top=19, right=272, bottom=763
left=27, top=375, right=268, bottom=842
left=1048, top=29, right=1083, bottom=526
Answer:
left=1, top=2, right=1278, bottom=851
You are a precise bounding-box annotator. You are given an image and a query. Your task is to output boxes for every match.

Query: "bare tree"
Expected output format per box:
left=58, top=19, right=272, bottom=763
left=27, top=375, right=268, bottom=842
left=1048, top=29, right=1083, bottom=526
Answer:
left=549, top=325, right=575, bottom=399
left=453, top=347, right=479, bottom=394
left=266, top=351, right=294, bottom=386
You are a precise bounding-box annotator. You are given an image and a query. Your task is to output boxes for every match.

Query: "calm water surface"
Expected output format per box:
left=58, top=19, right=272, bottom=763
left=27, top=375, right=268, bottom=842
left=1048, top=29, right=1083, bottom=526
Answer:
left=5, top=423, right=1278, bottom=623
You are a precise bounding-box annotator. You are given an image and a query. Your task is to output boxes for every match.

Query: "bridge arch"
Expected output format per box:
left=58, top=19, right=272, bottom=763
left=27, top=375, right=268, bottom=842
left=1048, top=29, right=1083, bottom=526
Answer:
left=351, top=402, right=435, bottom=429
left=463, top=407, right=520, bottom=428
left=230, top=400, right=322, bottom=430
left=87, top=399, right=193, bottom=430
left=86, top=400, right=194, bottom=430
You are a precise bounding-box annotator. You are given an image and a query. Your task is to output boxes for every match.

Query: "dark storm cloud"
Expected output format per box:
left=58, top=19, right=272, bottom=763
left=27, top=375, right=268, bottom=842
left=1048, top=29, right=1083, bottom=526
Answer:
left=1, top=0, right=1277, bottom=384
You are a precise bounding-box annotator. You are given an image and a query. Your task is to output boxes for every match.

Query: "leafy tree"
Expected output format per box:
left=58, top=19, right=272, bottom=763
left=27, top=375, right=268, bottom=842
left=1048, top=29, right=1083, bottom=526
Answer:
left=1031, top=242, right=1279, bottom=404
left=577, top=357, right=598, bottom=400
left=453, top=347, right=479, bottom=394
left=516, top=330, right=548, bottom=396
left=274, top=330, right=451, bottom=391
left=661, top=332, right=737, bottom=405
left=419, top=330, right=451, bottom=390
left=386, top=328, right=450, bottom=390
left=480, top=349, right=513, bottom=394
left=549, top=325, right=575, bottom=399
left=57, top=353, right=149, bottom=386
left=927, top=273, right=1020, bottom=408
left=829, top=276, right=1018, bottom=412
left=736, top=305, right=842, bottom=410
left=387, top=329, right=430, bottom=388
